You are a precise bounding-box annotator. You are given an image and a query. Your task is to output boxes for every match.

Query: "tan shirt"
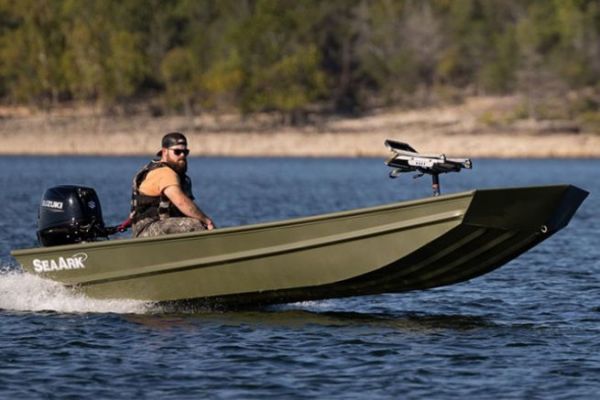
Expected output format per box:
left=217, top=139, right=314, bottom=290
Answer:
left=139, top=167, right=180, bottom=196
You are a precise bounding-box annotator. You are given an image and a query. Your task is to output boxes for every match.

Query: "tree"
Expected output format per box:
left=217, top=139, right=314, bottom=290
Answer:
left=60, top=0, right=148, bottom=104
left=0, top=0, right=67, bottom=105
left=232, top=0, right=327, bottom=121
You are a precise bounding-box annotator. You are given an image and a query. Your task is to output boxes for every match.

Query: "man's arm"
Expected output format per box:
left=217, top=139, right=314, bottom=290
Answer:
left=163, top=185, right=215, bottom=230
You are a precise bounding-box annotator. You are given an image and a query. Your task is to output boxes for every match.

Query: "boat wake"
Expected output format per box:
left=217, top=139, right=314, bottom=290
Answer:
left=0, top=267, right=153, bottom=314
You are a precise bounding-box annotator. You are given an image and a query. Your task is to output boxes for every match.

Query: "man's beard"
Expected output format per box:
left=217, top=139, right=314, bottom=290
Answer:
left=167, top=158, right=187, bottom=174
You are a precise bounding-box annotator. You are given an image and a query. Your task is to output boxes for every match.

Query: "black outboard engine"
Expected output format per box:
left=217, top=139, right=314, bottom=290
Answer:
left=37, top=185, right=108, bottom=247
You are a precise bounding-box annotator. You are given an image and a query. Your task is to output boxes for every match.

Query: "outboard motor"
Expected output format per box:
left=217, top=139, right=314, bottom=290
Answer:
left=37, top=185, right=108, bottom=247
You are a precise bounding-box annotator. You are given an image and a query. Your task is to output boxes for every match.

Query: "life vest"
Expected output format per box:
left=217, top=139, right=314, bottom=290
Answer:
left=130, top=161, right=194, bottom=223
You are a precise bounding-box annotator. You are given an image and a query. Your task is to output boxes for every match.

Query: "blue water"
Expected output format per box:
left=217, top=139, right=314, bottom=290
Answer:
left=1, top=156, right=599, bottom=399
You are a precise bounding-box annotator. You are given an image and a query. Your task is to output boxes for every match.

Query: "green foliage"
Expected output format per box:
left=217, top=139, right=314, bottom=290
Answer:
left=0, top=0, right=67, bottom=104
left=0, top=0, right=598, bottom=120
left=160, top=46, right=198, bottom=112
left=60, top=0, right=149, bottom=102
left=232, top=1, right=327, bottom=115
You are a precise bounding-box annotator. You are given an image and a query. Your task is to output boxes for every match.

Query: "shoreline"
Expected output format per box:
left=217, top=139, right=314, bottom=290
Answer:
left=2, top=131, right=598, bottom=159
left=2, top=98, right=599, bottom=158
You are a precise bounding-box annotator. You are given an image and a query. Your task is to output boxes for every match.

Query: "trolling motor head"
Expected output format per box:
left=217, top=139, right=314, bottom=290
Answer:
left=384, top=140, right=472, bottom=196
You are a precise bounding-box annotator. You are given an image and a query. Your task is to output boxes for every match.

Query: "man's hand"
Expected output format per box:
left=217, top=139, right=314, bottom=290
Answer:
left=203, top=219, right=215, bottom=230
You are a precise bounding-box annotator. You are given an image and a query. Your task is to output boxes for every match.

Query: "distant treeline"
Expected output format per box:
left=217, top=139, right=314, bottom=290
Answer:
left=0, top=0, right=599, bottom=120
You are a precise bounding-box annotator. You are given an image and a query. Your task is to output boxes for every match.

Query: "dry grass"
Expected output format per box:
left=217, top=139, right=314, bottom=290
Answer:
left=1, top=96, right=598, bottom=158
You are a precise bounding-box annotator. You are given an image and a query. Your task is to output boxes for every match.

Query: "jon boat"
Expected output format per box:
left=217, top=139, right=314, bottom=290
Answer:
left=11, top=141, right=588, bottom=307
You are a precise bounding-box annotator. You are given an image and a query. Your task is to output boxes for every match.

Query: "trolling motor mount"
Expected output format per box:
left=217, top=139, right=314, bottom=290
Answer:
left=384, top=140, right=472, bottom=196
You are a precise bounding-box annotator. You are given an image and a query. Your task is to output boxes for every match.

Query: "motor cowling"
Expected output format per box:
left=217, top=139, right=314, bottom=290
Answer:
left=37, top=185, right=107, bottom=247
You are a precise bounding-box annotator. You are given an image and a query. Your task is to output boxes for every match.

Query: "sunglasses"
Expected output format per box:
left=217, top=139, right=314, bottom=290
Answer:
left=170, top=148, right=190, bottom=157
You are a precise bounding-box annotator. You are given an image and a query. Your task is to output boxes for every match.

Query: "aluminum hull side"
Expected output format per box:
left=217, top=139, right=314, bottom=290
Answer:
left=11, top=185, right=588, bottom=306
left=164, top=185, right=590, bottom=307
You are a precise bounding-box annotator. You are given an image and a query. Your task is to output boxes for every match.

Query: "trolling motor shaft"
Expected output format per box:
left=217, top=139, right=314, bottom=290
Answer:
left=384, top=140, right=472, bottom=196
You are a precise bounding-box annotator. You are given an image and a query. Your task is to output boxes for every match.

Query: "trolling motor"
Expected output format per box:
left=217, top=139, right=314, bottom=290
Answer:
left=384, top=140, right=472, bottom=196
left=37, top=185, right=129, bottom=247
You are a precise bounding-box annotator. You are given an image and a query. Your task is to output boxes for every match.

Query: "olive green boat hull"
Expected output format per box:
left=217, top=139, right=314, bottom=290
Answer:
left=11, top=185, right=588, bottom=307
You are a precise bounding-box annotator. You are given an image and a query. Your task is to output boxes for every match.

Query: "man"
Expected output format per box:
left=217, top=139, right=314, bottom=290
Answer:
left=130, top=132, right=215, bottom=238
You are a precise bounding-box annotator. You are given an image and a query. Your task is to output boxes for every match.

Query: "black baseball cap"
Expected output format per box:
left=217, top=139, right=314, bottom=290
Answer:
left=157, top=132, right=187, bottom=156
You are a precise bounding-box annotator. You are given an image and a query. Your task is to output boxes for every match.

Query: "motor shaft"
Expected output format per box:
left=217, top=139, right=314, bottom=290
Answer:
left=432, top=173, right=441, bottom=196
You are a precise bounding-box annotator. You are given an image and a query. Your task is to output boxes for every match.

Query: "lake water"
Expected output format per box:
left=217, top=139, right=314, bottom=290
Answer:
left=0, top=156, right=598, bottom=399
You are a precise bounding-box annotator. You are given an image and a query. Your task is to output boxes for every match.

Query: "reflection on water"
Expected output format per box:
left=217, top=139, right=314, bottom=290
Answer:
left=125, top=309, right=495, bottom=332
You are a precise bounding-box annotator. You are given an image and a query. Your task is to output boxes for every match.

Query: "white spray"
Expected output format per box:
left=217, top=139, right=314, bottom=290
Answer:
left=0, top=267, right=154, bottom=314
